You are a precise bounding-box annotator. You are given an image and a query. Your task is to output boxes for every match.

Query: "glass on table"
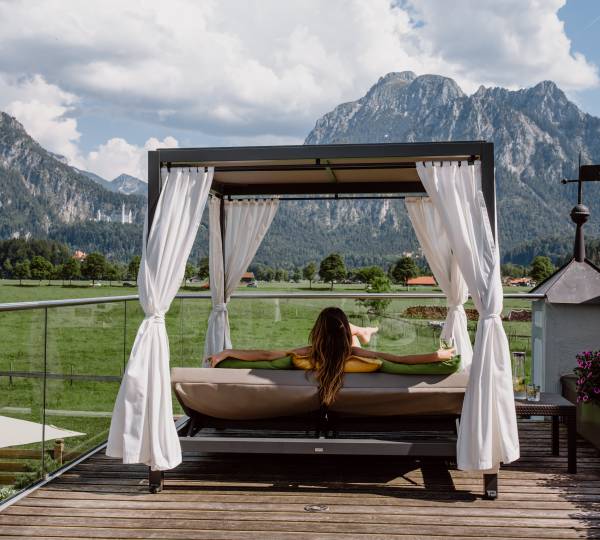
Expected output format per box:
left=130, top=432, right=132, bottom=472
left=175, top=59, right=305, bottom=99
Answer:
left=512, top=351, right=526, bottom=400
left=439, top=336, right=455, bottom=351
left=526, top=384, right=541, bottom=402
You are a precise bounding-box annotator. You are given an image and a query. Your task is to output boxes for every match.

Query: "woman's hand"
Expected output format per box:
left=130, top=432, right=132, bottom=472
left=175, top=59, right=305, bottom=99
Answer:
left=208, top=350, right=230, bottom=367
left=437, top=347, right=456, bottom=361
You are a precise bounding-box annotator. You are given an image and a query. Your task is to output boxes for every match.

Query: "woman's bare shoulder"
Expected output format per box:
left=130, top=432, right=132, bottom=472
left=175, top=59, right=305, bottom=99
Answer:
left=290, top=346, right=310, bottom=355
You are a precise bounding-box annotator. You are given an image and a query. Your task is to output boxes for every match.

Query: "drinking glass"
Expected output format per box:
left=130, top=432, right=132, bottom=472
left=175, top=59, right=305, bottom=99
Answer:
left=526, top=384, right=541, bottom=402
left=512, top=351, right=526, bottom=400
left=439, top=336, right=455, bottom=351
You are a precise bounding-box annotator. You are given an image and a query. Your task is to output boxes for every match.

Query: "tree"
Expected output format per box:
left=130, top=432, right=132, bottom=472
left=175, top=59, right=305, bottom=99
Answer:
left=302, top=262, right=317, bottom=289
left=197, top=257, right=209, bottom=280
left=184, top=263, right=195, bottom=284
left=390, top=256, right=419, bottom=286
left=291, top=269, right=302, bottom=282
left=62, top=258, right=81, bottom=285
left=501, top=263, right=527, bottom=278
left=127, top=255, right=141, bottom=281
left=81, top=252, right=107, bottom=285
left=2, top=259, right=13, bottom=279
left=30, top=256, right=53, bottom=285
left=13, top=260, right=31, bottom=285
left=51, top=264, right=64, bottom=285
left=105, top=263, right=122, bottom=286
left=355, top=266, right=385, bottom=284
left=529, top=256, right=555, bottom=284
left=357, top=275, right=392, bottom=315
left=319, top=253, right=346, bottom=290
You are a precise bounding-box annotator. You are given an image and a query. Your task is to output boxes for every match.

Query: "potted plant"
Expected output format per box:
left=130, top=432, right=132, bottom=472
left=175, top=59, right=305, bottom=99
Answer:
left=574, top=350, right=600, bottom=449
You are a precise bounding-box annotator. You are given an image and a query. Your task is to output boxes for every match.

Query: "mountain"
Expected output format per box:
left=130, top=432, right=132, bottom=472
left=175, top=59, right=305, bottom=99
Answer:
left=2, top=72, right=599, bottom=267
left=110, top=174, right=147, bottom=197
left=74, top=168, right=148, bottom=197
left=275, top=71, right=600, bottom=265
left=0, top=111, right=145, bottom=257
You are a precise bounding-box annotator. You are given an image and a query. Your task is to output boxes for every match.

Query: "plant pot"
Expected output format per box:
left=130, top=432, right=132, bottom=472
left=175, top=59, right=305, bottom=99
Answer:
left=579, top=400, right=600, bottom=451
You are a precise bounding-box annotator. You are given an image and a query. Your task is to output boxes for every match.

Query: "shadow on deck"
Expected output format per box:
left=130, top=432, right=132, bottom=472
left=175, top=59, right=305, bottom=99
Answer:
left=1, top=420, right=599, bottom=539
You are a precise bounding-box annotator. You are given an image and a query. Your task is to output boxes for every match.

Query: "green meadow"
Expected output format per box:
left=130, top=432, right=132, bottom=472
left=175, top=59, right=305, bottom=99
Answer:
left=0, top=279, right=534, bottom=487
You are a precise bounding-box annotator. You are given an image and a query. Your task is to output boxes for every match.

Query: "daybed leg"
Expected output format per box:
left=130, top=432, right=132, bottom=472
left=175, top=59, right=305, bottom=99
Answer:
left=149, top=468, right=164, bottom=493
left=483, top=473, right=498, bottom=500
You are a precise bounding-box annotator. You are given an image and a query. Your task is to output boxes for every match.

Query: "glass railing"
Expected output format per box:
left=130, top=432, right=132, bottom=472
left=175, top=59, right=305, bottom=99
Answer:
left=0, top=290, right=542, bottom=503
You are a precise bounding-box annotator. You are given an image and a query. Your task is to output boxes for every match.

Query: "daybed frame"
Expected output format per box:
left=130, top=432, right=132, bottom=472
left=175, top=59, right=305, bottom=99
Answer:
left=145, top=141, right=499, bottom=499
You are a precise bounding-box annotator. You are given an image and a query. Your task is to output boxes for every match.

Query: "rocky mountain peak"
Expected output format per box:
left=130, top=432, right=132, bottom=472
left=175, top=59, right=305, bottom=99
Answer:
left=376, top=71, right=417, bottom=86
left=0, top=109, right=146, bottom=240
left=304, top=73, right=600, bottom=253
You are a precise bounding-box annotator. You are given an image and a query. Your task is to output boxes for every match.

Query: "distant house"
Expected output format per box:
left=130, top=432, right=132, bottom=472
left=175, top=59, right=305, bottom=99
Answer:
left=407, top=276, right=436, bottom=286
left=240, top=272, right=255, bottom=283
left=72, top=250, right=87, bottom=261
left=507, top=277, right=534, bottom=287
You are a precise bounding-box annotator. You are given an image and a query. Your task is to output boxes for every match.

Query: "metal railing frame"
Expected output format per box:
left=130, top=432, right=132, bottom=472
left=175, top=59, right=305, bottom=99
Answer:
left=0, top=291, right=545, bottom=312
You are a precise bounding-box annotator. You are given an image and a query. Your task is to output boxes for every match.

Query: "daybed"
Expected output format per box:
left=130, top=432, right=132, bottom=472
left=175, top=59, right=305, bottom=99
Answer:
left=106, top=141, right=519, bottom=502
left=155, top=366, right=501, bottom=499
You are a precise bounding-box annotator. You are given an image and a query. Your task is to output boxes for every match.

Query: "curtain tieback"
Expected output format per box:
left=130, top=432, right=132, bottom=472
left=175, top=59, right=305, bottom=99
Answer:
left=447, top=304, right=466, bottom=313
left=480, top=313, right=501, bottom=322
left=213, top=303, right=228, bottom=313
left=146, top=312, right=166, bottom=324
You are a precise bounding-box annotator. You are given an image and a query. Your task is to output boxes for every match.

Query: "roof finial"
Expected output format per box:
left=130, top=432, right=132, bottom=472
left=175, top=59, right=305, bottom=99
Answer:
left=561, top=155, right=600, bottom=262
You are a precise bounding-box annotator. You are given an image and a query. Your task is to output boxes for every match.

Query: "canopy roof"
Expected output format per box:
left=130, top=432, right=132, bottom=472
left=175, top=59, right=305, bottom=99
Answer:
left=148, top=141, right=496, bottom=237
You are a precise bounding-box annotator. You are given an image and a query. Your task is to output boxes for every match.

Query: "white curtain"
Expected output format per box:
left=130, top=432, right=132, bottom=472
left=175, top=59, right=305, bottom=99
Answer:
left=405, top=197, right=473, bottom=370
left=417, top=161, right=519, bottom=471
left=204, top=198, right=279, bottom=361
left=107, top=167, right=213, bottom=470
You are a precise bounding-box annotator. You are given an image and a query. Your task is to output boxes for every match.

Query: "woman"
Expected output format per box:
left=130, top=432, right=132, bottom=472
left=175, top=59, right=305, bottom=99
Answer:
left=208, top=307, right=454, bottom=406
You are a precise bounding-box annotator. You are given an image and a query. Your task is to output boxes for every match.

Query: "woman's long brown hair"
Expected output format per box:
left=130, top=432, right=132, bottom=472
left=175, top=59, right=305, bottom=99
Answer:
left=309, top=307, right=352, bottom=406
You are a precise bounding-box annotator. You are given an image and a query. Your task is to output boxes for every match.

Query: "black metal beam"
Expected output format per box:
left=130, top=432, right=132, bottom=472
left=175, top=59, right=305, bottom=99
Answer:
left=156, top=141, right=485, bottom=164
left=220, top=181, right=425, bottom=196
left=147, top=150, right=161, bottom=240
left=479, top=142, right=496, bottom=242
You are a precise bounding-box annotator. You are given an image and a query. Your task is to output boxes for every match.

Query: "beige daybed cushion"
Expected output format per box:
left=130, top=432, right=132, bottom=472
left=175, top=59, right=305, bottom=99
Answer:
left=171, top=368, right=468, bottom=420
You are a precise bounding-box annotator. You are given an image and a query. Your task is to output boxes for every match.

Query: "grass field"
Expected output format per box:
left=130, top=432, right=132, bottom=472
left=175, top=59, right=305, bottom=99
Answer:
left=0, top=279, right=534, bottom=488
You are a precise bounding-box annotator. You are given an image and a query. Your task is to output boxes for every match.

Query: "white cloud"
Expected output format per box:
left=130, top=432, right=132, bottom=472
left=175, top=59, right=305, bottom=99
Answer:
left=407, top=0, right=598, bottom=93
left=0, top=0, right=594, bottom=137
left=0, top=0, right=597, bottom=178
left=0, top=74, right=81, bottom=162
left=80, top=136, right=179, bottom=181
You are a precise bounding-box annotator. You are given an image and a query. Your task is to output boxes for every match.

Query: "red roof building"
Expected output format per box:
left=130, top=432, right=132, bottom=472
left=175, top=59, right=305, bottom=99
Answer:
left=407, top=276, right=437, bottom=286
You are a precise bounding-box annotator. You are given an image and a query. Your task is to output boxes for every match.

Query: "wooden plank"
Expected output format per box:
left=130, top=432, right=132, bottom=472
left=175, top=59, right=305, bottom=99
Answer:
left=5, top=504, right=600, bottom=524
left=0, top=519, right=596, bottom=539
left=1, top=419, right=598, bottom=540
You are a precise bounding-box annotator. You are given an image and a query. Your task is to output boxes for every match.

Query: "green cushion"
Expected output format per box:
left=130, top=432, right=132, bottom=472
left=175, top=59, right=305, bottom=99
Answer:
left=379, top=355, right=461, bottom=375
left=216, top=355, right=294, bottom=370
left=216, top=354, right=461, bottom=375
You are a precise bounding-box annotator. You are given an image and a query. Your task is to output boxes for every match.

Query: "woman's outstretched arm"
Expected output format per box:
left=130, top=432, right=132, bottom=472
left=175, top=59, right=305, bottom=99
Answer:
left=351, top=346, right=455, bottom=364
left=208, top=347, right=308, bottom=367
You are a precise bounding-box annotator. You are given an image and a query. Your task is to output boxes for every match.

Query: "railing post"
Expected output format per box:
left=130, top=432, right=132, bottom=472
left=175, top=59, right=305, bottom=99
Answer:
left=123, top=300, right=127, bottom=373
left=41, top=306, right=48, bottom=477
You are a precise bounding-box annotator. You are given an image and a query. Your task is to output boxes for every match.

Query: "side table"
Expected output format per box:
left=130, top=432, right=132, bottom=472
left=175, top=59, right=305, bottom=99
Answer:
left=514, top=393, right=577, bottom=473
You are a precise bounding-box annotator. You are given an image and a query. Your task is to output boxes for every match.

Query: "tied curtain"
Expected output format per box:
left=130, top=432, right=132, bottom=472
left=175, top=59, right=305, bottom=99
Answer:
left=417, top=161, right=519, bottom=471
left=204, top=198, right=279, bottom=360
left=405, top=197, right=473, bottom=370
left=107, top=167, right=213, bottom=470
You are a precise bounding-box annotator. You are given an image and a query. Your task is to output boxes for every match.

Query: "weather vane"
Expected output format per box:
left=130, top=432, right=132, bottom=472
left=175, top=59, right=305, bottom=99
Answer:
left=561, top=157, right=600, bottom=262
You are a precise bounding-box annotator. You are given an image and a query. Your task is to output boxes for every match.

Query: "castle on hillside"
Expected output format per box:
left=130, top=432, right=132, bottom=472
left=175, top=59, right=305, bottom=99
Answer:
left=94, top=203, right=133, bottom=224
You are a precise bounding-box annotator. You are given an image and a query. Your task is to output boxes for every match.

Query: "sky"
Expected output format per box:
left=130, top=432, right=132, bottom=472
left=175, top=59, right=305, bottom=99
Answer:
left=0, top=0, right=598, bottom=181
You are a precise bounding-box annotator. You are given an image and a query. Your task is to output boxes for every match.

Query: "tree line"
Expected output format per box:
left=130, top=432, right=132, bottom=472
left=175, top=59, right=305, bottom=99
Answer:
left=1, top=237, right=559, bottom=289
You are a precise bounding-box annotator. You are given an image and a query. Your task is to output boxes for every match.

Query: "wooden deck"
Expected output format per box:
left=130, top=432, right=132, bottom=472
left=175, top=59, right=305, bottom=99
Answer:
left=1, top=420, right=599, bottom=539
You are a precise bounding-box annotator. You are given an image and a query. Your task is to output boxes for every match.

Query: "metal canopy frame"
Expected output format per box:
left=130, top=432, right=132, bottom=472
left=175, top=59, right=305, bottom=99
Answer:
left=144, top=140, right=499, bottom=500
left=147, top=140, right=496, bottom=239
